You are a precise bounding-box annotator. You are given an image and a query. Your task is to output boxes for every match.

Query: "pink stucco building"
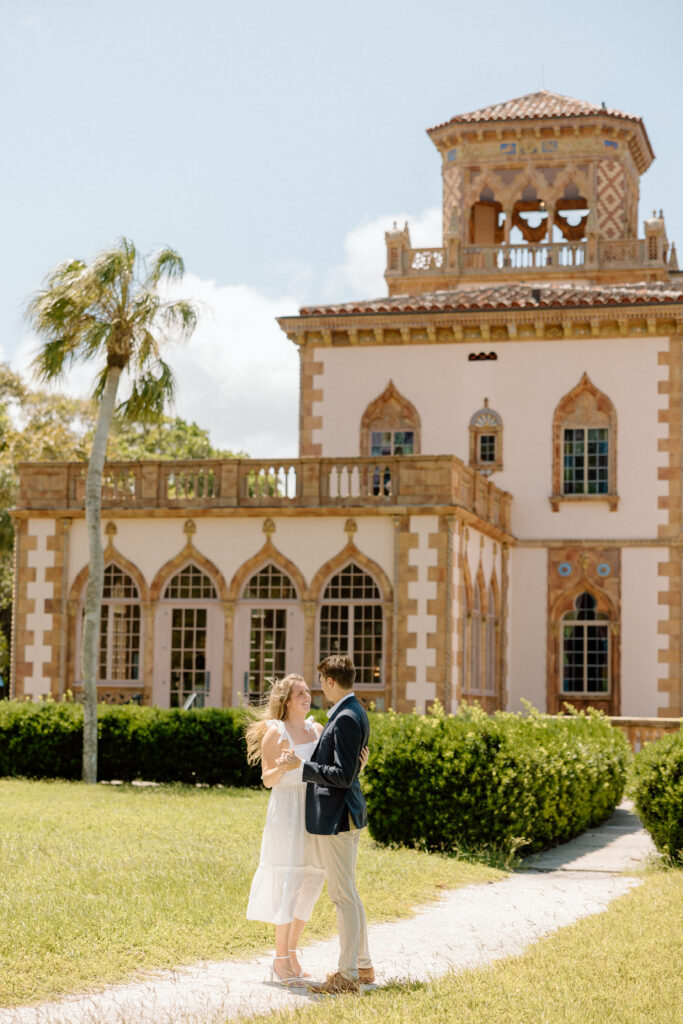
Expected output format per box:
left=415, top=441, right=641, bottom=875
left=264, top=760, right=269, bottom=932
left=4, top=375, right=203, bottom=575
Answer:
left=11, top=92, right=683, bottom=734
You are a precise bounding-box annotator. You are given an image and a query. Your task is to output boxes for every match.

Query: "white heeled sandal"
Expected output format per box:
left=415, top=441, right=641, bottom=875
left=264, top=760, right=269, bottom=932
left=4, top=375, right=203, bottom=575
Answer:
left=288, top=947, right=310, bottom=979
left=270, top=955, right=297, bottom=986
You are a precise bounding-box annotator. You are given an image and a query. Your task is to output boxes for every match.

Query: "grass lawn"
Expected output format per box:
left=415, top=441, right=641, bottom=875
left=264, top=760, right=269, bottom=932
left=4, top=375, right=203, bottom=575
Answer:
left=0, top=779, right=503, bottom=1007
left=253, top=869, right=683, bottom=1024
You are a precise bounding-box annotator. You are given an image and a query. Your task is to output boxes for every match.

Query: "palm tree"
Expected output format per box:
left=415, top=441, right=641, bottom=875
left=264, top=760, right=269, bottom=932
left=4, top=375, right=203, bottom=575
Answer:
left=26, top=238, right=198, bottom=783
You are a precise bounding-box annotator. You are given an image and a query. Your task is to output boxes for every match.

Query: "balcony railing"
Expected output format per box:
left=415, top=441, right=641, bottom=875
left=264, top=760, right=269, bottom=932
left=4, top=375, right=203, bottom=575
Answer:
left=17, top=456, right=512, bottom=532
left=388, top=236, right=662, bottom=278
left=608, top=716, right=681, bottom=752
left=462, top=241, right=585, bottom=271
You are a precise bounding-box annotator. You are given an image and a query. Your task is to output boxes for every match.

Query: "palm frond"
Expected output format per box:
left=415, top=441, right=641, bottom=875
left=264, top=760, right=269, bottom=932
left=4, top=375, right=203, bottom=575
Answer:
left=161, top=300, right=199, bottom=340
left=119, top=360, right=176, bottom=423
left=146, top=247, right=185, bottom=287
left=31, top=337, right=79, bottom=383
left=92, top=364, right=112, bottom=403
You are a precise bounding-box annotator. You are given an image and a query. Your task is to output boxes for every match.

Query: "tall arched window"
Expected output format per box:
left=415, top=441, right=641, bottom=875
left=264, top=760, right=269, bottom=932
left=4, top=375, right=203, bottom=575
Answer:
left=561, top=592, right=610, bottom=694
left=240, top=564, right=299, bottom=705
left=318, top=564, right=383, bottom=687
left=163, top=564, right=218, bottom=708
left=484, top=582, right=498, bottom=697
left=551, top=374, right=617, bottom=510
left=467, top=581, right=483, bottom=697
left=97, top=564, right=141, bottom=684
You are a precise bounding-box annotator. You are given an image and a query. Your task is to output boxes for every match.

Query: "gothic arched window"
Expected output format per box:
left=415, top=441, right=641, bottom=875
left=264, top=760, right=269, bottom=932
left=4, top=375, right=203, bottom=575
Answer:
left=561, top=592, right=610, bottom=694
left=318, top=564, right=383, bottom=687
left=360, top=380, right=420, bottom=458
left=162, top=563, right=219, bottom=708
left=98, top=564, right=141, bottom=684
left=240, top=564, right=299, bottom=704
left=466, top=580, right=483, bottom=696
left=551, top=374, right=617, bottom=510
left=484, top=582, right=498, bottom=697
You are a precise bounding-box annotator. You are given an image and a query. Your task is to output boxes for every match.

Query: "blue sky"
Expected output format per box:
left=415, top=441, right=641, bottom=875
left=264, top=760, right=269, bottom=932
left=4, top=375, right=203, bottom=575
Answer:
left=2, top=0, right=681, bottom=455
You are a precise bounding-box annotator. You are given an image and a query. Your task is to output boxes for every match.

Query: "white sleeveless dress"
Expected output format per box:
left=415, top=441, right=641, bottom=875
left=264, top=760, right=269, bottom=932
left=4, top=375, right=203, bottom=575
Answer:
left=246, top=717, right=325, bottom=925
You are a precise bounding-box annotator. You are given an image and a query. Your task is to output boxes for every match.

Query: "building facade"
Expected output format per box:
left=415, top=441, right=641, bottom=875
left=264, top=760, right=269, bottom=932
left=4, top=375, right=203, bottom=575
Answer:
left=11, top=91, right=683, bottom=719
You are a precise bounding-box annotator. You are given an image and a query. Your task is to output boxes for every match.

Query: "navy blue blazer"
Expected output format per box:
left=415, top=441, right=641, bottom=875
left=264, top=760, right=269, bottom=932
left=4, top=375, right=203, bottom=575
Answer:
left=302, top=695, right=370, bottom=836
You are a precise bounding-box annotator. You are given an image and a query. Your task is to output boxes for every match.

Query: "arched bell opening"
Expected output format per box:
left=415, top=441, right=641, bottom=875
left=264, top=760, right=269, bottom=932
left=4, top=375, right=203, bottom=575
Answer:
left=509, top=186, right=548, bottom=245
left=469, top=187, right=504, bottom=245
left=552, top=181, right=590, bottom=243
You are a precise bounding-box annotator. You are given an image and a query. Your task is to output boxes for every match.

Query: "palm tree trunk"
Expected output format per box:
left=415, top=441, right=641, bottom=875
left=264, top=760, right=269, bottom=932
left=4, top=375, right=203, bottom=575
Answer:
left=81, top=366, right=121, bottom=783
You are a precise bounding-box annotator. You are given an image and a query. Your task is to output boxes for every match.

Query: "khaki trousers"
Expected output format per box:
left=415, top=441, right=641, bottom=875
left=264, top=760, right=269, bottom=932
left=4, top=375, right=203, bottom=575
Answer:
left=318, top=826, right=372, bottom=978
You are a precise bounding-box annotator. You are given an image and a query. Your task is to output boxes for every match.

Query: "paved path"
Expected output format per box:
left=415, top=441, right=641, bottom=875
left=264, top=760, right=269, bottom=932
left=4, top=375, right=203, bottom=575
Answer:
left=0, top=802, right=657, bottom=1024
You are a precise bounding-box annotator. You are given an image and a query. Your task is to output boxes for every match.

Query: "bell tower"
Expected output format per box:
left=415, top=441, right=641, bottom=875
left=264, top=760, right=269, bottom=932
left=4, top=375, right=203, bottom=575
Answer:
left=385, top=90, right=677, bottom=295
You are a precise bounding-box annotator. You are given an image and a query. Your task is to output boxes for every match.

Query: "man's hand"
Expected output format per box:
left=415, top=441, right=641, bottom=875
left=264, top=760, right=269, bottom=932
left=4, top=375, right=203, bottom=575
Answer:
left=359, top=746, right=369, bottom=772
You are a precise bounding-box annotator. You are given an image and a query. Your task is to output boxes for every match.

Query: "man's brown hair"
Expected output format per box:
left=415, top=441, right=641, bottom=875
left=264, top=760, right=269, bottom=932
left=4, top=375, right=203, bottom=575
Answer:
left=317, top=654, right=355, bottom=690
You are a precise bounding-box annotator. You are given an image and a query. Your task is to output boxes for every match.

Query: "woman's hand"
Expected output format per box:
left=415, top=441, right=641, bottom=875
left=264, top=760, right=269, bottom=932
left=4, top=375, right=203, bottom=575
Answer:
left=359, top=746, right=369, bottom=772
left=277, top=749, right=302, bottom=771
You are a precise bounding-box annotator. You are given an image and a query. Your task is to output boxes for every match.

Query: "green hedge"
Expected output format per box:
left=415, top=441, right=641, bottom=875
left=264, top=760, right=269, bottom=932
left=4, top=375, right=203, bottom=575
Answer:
left=362, top=703, right=630, bottom=858
left=0, top=701, right=261, bottom=786
left=630, top=730, right=683, bottom=864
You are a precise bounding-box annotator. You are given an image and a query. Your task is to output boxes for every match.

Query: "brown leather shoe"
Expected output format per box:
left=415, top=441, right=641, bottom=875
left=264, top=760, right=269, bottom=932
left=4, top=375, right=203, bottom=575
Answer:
left=306, top=971, right=361, bottom=994
left=358, top=967, right=375, bottom=984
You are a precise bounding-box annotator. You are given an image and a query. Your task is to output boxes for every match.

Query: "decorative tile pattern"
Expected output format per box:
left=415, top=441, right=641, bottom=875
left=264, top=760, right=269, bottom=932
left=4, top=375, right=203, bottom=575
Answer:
left=597, top=160, right=626, bottom=240
left=442, top=165, right=463, bottom=239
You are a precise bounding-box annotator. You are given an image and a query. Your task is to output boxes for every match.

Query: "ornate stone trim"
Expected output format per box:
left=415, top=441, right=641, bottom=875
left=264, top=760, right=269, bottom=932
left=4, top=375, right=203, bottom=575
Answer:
left=359, top=380, right=422, bottom=456
left=656, top=335, right=682, bottom=716
left=227, top=538, right=308, bottom=602
left=551, top=372, right=618, bottom=510
left=546, top=547, right=621, bottom=715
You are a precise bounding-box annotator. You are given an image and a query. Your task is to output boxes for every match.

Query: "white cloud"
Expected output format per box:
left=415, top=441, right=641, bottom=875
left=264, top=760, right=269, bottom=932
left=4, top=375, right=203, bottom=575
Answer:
left=163, top=276, right=302, bottom=457
left=325, top=206, right=441, bottom=300
left=9, top=207, right=440, bottom=458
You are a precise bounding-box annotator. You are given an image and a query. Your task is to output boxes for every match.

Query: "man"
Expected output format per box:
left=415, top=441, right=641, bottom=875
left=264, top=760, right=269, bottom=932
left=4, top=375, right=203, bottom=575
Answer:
left=280, top=654, right=374, bottom=994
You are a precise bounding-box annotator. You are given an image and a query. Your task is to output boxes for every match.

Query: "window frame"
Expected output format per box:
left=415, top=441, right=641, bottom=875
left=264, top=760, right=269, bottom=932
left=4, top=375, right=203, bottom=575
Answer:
left=77, top=563, right=143, bottom=687
left=317, top=563, right=384, bottom=689
left=560, top=592, right=611, bottom=696
left=551, top=374, right=618, bottom=511
left=469, top=402, right=503, bottom=475
left=238, top=562, right=300, bottom=705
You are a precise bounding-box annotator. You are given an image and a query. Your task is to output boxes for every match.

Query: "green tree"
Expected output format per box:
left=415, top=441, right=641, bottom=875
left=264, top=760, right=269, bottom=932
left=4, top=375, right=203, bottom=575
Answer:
left=104, top=414, right=244, bottom=461
left=26, top=238, right=198, bottom=783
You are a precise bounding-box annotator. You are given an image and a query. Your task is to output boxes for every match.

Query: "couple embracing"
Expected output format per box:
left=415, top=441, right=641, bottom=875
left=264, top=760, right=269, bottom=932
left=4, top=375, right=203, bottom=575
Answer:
left=245, top=655, right=374, bottom=994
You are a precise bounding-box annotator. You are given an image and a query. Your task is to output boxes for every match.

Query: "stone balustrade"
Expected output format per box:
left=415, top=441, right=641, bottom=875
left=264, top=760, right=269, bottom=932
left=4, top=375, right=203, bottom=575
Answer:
left=387, top=236, right=666, bottom=278
left=16, top=456, right=512, bottom=532
left=608, top=716, right=681, bottom=752
left=462, top=241, right=585, bottom=271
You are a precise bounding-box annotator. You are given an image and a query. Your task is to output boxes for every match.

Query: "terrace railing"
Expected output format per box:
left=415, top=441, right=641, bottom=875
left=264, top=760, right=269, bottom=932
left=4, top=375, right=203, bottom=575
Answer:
left=17, top=456, right=512, bottom=532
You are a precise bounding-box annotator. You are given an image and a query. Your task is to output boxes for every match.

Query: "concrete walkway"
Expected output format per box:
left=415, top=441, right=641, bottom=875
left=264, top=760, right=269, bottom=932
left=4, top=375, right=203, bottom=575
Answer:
left=0, top=802, right=658, bottom=1024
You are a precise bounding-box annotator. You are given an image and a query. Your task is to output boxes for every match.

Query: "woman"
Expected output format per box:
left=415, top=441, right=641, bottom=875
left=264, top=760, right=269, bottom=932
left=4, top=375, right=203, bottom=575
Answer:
left=245, top=674, right=367, bottom=985
left=245, top=674, right=326, bottom=984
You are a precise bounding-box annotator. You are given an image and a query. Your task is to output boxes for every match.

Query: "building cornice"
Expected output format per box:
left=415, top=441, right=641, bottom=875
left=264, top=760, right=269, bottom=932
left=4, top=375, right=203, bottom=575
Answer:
left=279, top=304, right=683, bottom=348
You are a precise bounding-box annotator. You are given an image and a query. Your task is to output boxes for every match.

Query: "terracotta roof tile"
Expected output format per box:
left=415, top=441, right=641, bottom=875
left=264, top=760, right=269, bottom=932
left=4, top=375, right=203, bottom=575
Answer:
left=299, top=282, right=683, bottom=318
left=428, top=90, right=641, bottom=132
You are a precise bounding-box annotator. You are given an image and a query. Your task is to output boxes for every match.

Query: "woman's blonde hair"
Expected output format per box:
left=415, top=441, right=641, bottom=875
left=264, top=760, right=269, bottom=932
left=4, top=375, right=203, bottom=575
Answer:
left=244, top=674, right=306, bottom=764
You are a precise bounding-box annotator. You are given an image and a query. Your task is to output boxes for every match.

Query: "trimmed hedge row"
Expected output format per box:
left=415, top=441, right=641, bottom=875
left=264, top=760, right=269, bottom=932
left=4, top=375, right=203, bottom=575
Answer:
left=0, top=701, right=631, bottom=860
left=0, top=701, right=261, bottom=786
left=631, top=730, right=683, bottom=864
left=362, top=703, right=630, bottom=857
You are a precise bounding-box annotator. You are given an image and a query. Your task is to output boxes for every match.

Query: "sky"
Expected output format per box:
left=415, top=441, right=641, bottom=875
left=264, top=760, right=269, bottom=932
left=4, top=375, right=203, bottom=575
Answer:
left=1, top=0, right=682, bottom=457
